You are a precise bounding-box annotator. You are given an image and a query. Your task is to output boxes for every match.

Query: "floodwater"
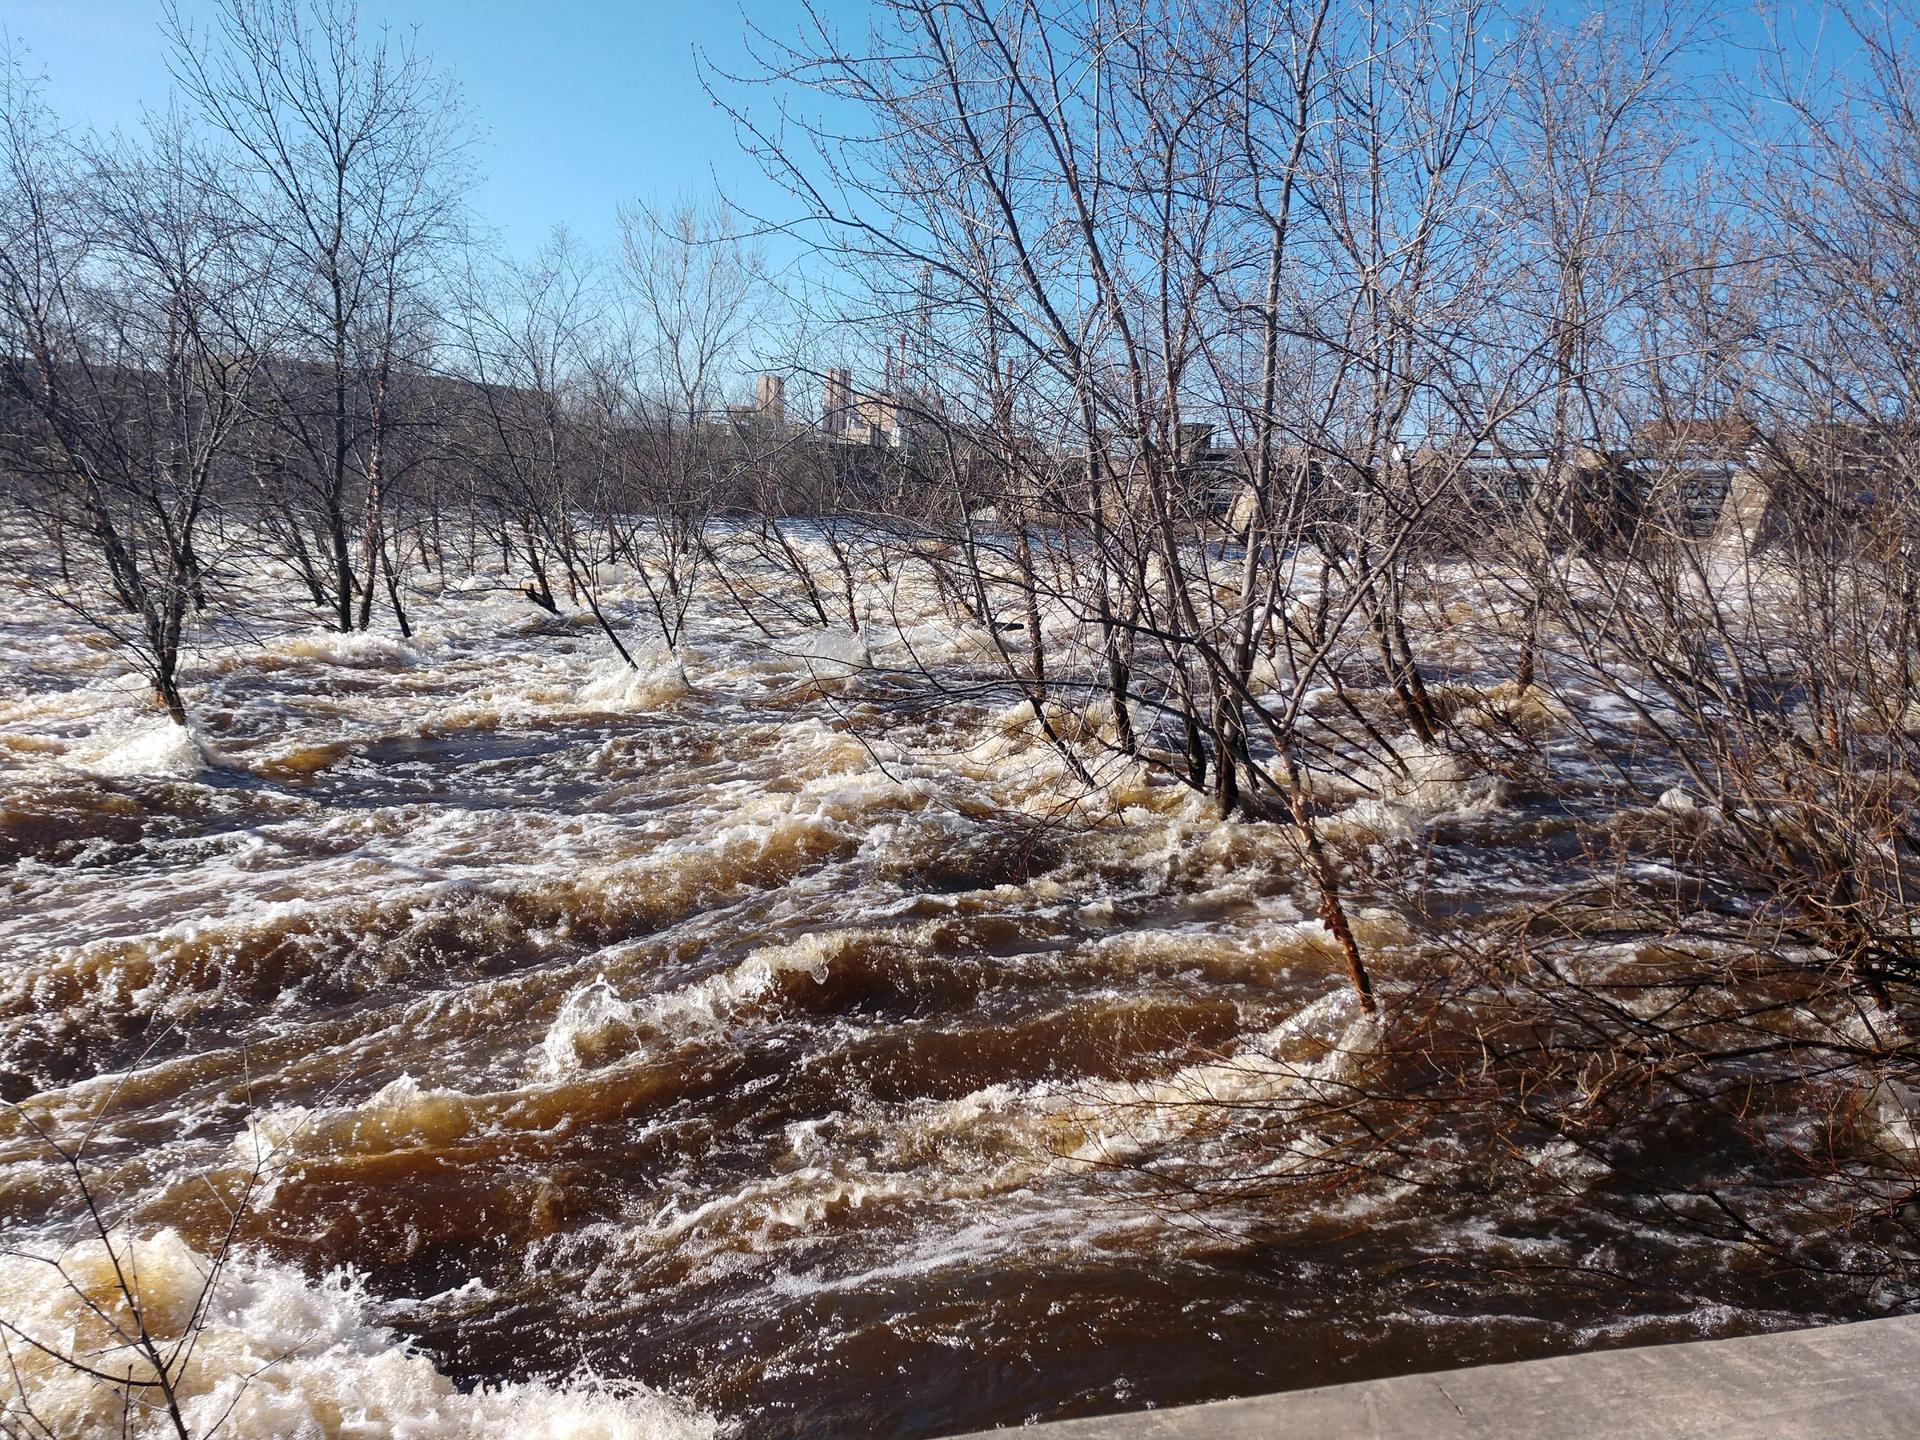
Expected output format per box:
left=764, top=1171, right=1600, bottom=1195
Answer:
left=0, top=546, right=1908, bottom=1439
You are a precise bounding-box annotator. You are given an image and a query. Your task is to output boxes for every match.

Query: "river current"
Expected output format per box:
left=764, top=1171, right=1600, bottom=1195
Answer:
left=0, top=546, right=1906, bottom=1438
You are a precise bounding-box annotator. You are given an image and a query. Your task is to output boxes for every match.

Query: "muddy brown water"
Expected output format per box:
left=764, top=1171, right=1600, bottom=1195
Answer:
left=0, top=572, right=1905, bottom=1438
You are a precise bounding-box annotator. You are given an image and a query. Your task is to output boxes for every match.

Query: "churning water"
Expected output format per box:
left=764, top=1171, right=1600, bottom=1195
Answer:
left=0, top=548, right=1904, bottom=1438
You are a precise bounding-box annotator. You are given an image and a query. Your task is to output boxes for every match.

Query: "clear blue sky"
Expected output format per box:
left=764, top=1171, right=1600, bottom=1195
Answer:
left=3, top=1, right=1847, bottom=273
left=6, top=0, right=853, bottom=261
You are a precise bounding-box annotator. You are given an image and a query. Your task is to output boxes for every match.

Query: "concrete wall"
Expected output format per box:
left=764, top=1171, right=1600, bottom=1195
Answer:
left=942, top=1316, right=1920, bottom=1439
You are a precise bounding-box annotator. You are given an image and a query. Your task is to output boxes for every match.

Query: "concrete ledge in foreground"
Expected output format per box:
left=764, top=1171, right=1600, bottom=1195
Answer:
left=944, top=1315, right=1920, bottom=1439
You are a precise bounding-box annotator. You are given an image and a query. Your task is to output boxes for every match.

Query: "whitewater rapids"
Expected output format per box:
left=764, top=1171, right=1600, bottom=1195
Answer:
left=0, top=542, right=1903, bottom=1437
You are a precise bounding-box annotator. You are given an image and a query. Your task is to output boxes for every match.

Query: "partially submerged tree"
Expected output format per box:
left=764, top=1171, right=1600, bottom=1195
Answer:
left=165, top=0, right=471, bottom=633
left=612, top=197, right=772, bottom=659
left=0, top=69, right=265, bottom=726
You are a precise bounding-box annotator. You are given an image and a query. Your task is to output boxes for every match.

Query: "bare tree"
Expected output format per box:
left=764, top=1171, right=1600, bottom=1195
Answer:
left=165, top=0, right=471, bottom=633
left=447, top=229, right=657, bottom=665
left=0, top=67, right=264, bottom=725
left=609, top=197, right=771, bottom=659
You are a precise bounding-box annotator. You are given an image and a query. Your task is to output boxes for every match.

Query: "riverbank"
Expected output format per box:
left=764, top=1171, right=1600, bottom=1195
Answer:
left=942, top=1316, right=1920, bottom=1439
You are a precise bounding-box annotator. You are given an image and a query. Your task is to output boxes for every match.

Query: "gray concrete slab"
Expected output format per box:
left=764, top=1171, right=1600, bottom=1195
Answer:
left=942, top=1316, right=1920, bottom=1439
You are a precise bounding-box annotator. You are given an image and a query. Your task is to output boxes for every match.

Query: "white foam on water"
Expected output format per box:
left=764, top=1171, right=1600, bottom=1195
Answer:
left=299, top=628, right=424, bottom=667
left=538, top=978, right=648, bottom=1077
left=577, top=650, right=695, bottom=711
left=271, top=627, right=423, bottom=668
left=81, top=718, right=216, bottom=779
left=876, top=617, right=999, bottom=669
left=537, top=934, right=848, bottom=1078
left=747, top=624, right=870, bottom=681
left=231, top=1073, right=486, bottom=1180
left=1057, top=988, right=1383, bottom=1161
left=1329, top=735, right=1508, bottom=840
left=0, top=1228, right=720, bottom=1440
left=607, top=987, right=1384, bottom=1279
left=1865, top=1077, right=1920, bottom=1159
